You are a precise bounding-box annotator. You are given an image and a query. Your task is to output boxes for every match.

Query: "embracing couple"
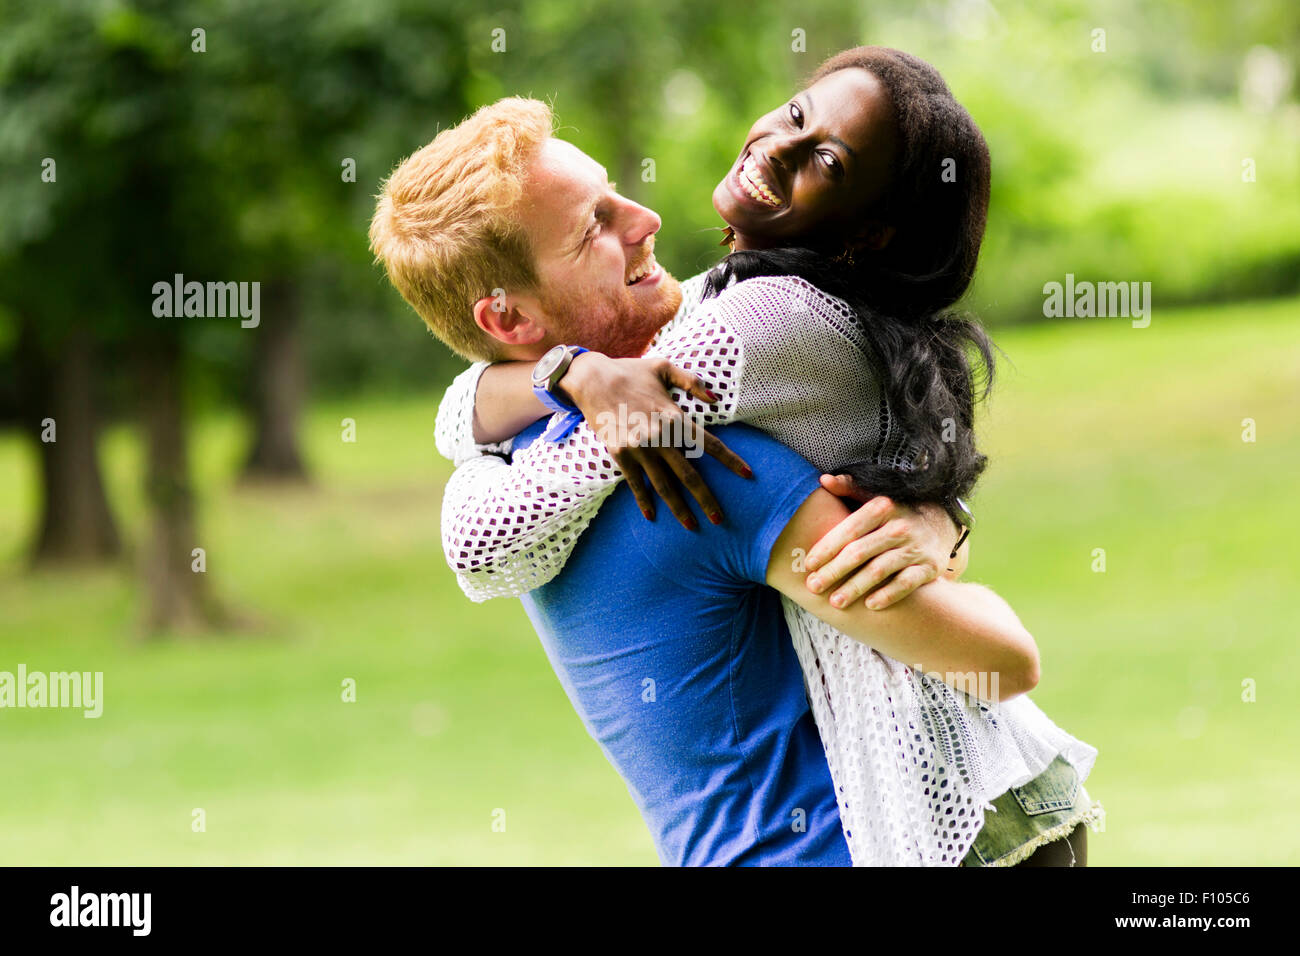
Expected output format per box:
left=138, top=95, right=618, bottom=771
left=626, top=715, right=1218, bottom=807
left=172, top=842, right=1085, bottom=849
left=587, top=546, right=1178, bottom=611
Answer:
left=371, top=46, right=1103, bottom=866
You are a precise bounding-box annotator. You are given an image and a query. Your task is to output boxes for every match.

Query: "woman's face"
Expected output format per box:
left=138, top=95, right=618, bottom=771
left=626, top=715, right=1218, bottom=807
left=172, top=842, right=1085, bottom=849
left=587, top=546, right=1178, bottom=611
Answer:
left=713, top=67, right=899, bottom=251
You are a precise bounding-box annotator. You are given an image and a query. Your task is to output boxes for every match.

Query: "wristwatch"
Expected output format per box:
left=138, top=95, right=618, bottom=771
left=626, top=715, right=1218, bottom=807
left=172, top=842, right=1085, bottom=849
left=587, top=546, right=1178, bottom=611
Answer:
left=531, top=344, right=588, bottom=416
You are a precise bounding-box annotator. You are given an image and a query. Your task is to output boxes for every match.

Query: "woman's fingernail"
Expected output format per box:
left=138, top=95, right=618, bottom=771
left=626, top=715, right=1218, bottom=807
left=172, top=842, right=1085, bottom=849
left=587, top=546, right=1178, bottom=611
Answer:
left=866, top=599, right=882, bottom=610
left=705, top=389, right=721, bottom=402
left=807, top=575, right=823, bottom=592
left=685, top=517, right=699, bottom=531
left=709, top=512, right=723, bottom=525
left=830, top=593, right=846, bottom=608
left=642, top=509, right=654, bottom=520
left=741, top=466, right=754, bottom=478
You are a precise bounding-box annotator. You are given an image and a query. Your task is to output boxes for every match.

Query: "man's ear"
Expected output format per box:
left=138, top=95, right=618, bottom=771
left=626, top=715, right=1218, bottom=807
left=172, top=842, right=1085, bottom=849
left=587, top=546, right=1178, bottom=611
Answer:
left=854, top=220, right=896, bottom=252
left=472, top=292, right=548, bottom=348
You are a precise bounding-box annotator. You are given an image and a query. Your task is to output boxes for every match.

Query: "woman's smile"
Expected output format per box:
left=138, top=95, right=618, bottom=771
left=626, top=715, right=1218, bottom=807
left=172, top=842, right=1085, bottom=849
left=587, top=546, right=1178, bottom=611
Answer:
left=730, top=150, right=785, bottom=209
left=713, top=67, right=899, bottom=251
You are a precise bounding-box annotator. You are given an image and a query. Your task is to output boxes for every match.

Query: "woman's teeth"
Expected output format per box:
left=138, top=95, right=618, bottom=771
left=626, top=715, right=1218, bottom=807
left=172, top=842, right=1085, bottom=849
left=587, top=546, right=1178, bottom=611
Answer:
left=740, top=155, right=782, bottom=207
left=626, top=253, right=656, bottom=285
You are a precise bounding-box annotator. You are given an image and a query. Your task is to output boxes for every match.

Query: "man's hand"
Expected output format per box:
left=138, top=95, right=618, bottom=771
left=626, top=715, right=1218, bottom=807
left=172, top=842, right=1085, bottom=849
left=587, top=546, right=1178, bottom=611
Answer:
left=561, top=351, right=752, bottom=529
left=802, top=474, right=964, bottom=610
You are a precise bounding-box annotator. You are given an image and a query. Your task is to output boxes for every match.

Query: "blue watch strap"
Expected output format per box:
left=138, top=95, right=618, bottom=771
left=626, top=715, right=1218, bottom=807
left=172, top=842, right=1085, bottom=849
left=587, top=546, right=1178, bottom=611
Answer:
left=532, top=382, right=578, bottom=416
left=532, top=346, right=588, bottom=443
left=540, top=409, right=584, bottom=443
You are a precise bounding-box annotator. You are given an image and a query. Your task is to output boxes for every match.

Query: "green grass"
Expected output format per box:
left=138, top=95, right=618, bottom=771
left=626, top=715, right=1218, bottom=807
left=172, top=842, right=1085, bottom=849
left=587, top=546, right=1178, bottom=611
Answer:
left=1, top=296, right=1297, bottom=865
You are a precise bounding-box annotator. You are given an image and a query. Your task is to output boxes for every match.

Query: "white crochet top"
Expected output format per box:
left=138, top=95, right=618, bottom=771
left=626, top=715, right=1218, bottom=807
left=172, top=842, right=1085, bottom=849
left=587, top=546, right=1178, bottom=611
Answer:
left=435, top=270, right=1098, bottom=866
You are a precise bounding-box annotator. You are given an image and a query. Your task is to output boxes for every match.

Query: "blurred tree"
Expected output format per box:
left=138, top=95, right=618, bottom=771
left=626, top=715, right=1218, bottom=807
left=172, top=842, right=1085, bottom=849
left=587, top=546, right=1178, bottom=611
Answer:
left=0, top=0, right=473, bottom=629
left=14, top=314, right=121, bottom=565
left=241, top=280, right=308, bottom=480
left=0, top=3, right=134, bottom=567
left=191, top=1, right=475, bottom=482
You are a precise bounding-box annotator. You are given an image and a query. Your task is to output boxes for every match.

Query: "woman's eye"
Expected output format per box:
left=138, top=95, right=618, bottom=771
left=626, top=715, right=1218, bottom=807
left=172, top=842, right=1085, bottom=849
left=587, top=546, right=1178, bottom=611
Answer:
left=819, top=151, right=841, bottom=175
left=788, top=102, right=803, bottom=128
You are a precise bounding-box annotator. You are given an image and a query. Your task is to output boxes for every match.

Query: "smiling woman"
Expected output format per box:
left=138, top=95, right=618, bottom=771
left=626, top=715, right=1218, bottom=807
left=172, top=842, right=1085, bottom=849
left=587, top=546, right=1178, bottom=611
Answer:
left=704, top=45, right=995, bottom=512
left=715, top=65, right=899, bottom=253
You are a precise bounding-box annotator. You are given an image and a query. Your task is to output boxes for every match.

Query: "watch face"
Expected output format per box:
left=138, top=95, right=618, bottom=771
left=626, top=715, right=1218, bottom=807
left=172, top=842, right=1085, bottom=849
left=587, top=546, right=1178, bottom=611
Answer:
left=533, top=345, right=565, bottom=385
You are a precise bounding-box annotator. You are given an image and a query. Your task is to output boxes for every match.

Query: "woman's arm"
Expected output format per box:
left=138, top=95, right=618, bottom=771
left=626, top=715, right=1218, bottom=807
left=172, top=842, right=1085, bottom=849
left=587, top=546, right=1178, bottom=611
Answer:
left=437, top=344, right=752, bottom=600
left=438, top=276, right=974, bottom=607
left=460, top=268, right=715, bottom=447
left=768, top=488, right=1039, bottom=702
left=434, top=353, right=744, bottom=602
left=467, top=353, right=746, bottom=527
left=799, top=473, right=972, bottom=609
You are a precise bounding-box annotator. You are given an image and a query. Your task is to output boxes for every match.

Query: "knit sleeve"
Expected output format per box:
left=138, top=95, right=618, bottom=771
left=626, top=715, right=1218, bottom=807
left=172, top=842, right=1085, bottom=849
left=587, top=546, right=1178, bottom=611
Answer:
left=439, top=273, right=886, bottom=601
left=696, top=275, right=913, bottom=474
left=434, top=361, right=515, bottom=466
left=647, top=269, right=709, bottom=347
left=440, top=419, right=625, bottom=602
left=438, top=274, right=749, bottom=602
left=434, top=271, right=710, bottom=471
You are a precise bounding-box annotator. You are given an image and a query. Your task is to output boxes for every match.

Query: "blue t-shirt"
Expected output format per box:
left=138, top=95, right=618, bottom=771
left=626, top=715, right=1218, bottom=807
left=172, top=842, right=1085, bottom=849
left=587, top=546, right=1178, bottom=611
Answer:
left=515, top=421, right=851, bottom=866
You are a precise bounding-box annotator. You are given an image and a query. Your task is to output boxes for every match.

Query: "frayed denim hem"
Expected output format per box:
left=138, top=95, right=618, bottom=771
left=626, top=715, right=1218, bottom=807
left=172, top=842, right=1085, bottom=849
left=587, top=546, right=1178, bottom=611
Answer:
left=981, top=800, right=1106, bottom=868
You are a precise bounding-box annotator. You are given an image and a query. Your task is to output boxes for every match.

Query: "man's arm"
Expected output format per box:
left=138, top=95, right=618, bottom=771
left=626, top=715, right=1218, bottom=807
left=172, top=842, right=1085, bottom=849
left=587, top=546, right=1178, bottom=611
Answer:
left=801, top=490, right=970, bottom=610
left=767, top=488, right=1039, bottom=702
left=466, top=267, right=713, bottom=447
left=470, top=361, right=549, bottom=444
left=801, top=474, right=971, bottom=610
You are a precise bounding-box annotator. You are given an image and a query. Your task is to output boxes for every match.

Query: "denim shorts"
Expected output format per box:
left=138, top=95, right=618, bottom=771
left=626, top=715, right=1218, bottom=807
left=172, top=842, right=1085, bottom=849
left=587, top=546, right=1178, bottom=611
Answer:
left=961, top=755, right=1103, bottom=867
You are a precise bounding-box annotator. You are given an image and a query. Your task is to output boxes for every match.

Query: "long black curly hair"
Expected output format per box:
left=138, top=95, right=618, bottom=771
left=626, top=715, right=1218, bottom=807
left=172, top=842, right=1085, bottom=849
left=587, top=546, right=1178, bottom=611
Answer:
left=704, top=46, right=996, bottom=512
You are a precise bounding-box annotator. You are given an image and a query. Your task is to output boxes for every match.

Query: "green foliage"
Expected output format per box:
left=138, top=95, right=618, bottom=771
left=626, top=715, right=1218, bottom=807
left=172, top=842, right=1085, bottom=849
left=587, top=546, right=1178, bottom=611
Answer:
left=1, top=0, right=1297, bottom=402
left=0, top=0, right=480, bottom=402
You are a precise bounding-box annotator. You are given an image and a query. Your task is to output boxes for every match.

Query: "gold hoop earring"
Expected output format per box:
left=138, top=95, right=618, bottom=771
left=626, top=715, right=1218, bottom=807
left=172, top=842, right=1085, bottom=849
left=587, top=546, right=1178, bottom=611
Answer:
left=719, top=225, right=737, bottom=252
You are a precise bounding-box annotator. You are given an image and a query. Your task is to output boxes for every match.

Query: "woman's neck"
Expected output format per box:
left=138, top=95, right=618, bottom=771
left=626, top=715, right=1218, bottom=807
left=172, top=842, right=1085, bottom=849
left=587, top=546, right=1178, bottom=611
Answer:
left=728, top=228, right=773, bottom=252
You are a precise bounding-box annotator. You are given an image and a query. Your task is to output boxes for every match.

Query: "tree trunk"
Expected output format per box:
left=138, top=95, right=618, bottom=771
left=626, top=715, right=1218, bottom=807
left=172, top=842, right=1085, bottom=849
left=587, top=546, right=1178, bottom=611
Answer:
left=138, top=335, right=220, bottom=633
left=19, top=321, right=122, bottom=566
left=241, top=279, right=308, bottom=482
